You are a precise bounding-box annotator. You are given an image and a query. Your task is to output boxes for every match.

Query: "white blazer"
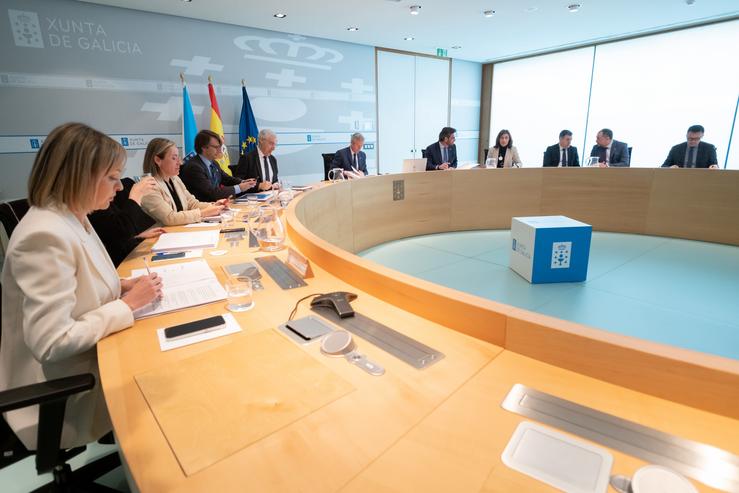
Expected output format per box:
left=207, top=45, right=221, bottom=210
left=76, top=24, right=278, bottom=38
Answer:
left=0, top=206, right=133, bottom=449
left=140, top=175, right=210, bottom=226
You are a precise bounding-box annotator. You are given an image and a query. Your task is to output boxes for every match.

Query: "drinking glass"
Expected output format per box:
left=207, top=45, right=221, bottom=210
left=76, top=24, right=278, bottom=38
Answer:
left=226, top=278, right=253, bottom=312
left=328, top=168, right=345, bottom=182
left=253, top=206, right=285, bottom=251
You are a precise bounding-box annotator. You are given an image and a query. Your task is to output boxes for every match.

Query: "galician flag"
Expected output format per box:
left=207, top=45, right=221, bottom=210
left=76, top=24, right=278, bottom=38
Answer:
left=207, top=77, right=232, bottom=175
left=239, top=80, right=258, bottom=157
left=181, top=77, right=197, bottom=160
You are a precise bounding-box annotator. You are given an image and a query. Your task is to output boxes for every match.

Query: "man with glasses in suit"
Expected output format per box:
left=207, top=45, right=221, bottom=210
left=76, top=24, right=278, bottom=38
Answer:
left=662, top=125, right=719, bottom=169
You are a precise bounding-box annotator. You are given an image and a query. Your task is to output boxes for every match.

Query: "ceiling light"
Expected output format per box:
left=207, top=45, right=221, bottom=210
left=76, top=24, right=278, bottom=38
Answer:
left=409, top=5, right=422, bottom=15
left=525, top=6, right=539, bottom=13
left=685, top=0, right=696, bottom=4
left=483, top=10, right=495, bottom=17
left=567, top=4, right=581, bottom=12
left=347, top=26, right=359, bottom=31
left=452, top=45, right=461, bottom=49
left=404, top=36, right=415, bottom=41
left=273, top=13, right=287, bottom=18
left=181, top=0, right=192, bottom=2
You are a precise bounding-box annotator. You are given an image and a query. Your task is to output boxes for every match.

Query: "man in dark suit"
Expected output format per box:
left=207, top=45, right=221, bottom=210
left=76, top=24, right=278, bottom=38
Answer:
left=180, top=129, right=256, bottom=201
left=331, top=132, right=368, bottom=178
left=543, top=129, right=580, bottom=167
left=234, top=129, right=280, bottom=192
left=662, top=125, right=719, bottom=169
left=589, top=128, right=630, bottom=167
left=425, top=127, right=458, bottom=171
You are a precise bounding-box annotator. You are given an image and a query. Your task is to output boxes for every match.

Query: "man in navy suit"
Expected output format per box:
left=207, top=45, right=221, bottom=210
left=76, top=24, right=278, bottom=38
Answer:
left=589, top=128, right=630, bottom=167
left=543, top=129, right=580, bottom=167
left=234, top=129, right=280, bottom=192
left=180, top=130, right=255, bottom=201
left=331, top=132, right=368, bottom=178
left=662, top=125, right=719, bottom=169
left=425, top=127, right=458, bottom=171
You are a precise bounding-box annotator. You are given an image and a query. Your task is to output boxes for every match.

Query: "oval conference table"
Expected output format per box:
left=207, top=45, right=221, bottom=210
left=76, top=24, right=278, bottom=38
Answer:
left=100, top=167, right=739, bottom=492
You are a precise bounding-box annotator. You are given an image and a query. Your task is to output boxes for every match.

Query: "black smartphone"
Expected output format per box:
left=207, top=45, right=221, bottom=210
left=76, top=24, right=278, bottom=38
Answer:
left=221, top=227, right=246, bottom=233
left=163, top=315, right=226, bottom=341
left=151, top=251, right=186, bottom=261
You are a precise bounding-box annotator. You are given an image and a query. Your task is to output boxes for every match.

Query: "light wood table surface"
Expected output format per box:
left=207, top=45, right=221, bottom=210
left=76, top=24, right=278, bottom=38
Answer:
left=99, top=195, right=739, bottom=492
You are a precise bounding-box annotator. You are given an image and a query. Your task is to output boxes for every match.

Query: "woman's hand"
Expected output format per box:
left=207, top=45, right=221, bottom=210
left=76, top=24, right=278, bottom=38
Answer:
left=128, top=176, right=158, bottom=204
left=201, top=204, right=224, bottom=218
left=121, top=273, right=163, bottom=311
left=135, top=227, right=167, bottom=240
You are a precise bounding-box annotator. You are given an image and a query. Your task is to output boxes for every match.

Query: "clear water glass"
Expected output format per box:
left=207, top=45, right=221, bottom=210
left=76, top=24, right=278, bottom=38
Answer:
left=226, top=278, right=253, bottom=312
left=220, top=209, right=234, bottom=227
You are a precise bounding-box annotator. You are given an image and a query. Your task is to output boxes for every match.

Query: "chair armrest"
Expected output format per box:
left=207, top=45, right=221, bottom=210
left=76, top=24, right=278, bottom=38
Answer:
left=0, top=374, right=95, bottom=413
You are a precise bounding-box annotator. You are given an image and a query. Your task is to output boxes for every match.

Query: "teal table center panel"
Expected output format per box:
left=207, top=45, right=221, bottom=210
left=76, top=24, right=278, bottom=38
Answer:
left=359, top=231, right=739, bottom=361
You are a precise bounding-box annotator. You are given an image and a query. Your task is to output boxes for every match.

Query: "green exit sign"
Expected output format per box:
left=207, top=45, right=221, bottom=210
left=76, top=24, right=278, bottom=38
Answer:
left=436, top=48, right=447, bottom=57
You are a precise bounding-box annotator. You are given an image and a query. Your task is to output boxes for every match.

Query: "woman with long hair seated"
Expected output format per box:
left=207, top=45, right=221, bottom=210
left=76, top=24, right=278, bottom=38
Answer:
left=487, top=129, right=522, bottom=168
left=0, top=122, right=162, bottom=449
left=140, top=138, right=225, bottom=226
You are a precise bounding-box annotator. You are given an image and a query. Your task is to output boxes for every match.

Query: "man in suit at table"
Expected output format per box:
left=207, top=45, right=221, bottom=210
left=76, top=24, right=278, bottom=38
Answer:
left=234, top=129, right=280, bottom=192
left=425, top=127, right=458, bottom=171
left=589, top=128, right=630, bottom=167
left=543, top=129, right=580, bottom=167
left=179, top=130, right=256, bottom=201
left=662, top=124, right=719, bottom=169
left=331, top=132, right=368, bottom=179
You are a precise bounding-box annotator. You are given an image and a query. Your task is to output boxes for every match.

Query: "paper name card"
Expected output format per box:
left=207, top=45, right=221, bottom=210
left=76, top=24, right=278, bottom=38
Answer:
left=286, top=247, right=314, bottom=278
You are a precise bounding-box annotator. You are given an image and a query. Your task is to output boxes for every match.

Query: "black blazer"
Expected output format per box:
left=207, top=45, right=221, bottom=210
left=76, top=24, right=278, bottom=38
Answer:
left=590, top=140, right=630, bottom=167
left=543, top=145, right=580, bottom=167
left=88, top=178, right=155, bottom=267
left=424, top=142, right=458, bottom=170
left=661, top=141, right=718, bottom=168
left=234, top=149, right=279, bottom=193
left=179, top=154, right=242, bottom=201
left=331, top=147, right=368, bottom=175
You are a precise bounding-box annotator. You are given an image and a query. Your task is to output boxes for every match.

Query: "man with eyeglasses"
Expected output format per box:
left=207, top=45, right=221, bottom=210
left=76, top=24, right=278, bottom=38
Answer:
left=180, top=129, right=257, bottom=201
left=662, top=125, right=719, bottom=169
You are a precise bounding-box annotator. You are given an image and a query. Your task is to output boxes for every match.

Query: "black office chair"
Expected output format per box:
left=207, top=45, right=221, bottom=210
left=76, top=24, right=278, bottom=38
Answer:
left=628, top=147, right=633, bottom=163
left=484, top=148, right=489, bottom=163
left=421, top=149, right=427, bottom=159
left=0, top=199, right=30, bottom=239
left=321, top=153, right=336, bottom=181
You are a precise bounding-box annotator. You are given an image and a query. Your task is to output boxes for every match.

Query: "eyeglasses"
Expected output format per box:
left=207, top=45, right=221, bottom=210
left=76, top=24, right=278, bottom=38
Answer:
left=207, top=143, right=221, bottom=149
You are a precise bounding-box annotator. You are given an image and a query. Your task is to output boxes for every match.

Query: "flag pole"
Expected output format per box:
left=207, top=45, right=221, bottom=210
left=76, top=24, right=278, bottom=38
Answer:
left=208, top=75, right=213, bottom=84
left=179, top=72, right=185, bottom=85
left=241, top=79, right=245, bottom=87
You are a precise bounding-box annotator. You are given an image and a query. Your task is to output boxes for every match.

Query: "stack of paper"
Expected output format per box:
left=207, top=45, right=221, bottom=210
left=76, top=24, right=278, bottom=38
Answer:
left=130, top=260, right=226, bottom=319
left=151, top=230, right=219, bottom=252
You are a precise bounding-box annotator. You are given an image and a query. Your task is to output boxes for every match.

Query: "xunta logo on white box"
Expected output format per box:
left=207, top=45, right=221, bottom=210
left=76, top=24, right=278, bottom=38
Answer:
left=551, top=242, right=572, bottom=269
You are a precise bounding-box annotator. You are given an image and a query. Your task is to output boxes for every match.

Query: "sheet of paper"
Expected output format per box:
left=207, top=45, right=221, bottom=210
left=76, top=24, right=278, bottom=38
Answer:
left=183, top=222, right=221, bottom=228
left=156, top=313, right=241, bottom=351
left=151, top=230, right=219, bottom=252
left=131, top=260, right=226, bottom=319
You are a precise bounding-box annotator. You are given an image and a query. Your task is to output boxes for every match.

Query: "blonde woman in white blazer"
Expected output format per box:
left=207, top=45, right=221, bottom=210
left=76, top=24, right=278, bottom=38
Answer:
left=486, top=129, right=522, bottom=168
left=140, top=138, right=225, bottom=226
left=0, top=123, right=162, bottom=449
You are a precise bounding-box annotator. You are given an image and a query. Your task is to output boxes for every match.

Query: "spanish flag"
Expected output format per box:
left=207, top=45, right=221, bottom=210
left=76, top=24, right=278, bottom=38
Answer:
left=207, top=77, right=232, bottom=175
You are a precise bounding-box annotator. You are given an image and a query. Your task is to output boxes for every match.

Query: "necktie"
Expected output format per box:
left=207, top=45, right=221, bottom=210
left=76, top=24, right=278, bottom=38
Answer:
left=263, top=156, right=271, bottom=182
left=561, top=148, right=567, bottom=166
left=687, top=147, right=696, bottom=168
left=442, top=146, right=448, bottom=163
left=209, top=163, right=220, bottom=187
left=353, top=153, right=358, bottom=170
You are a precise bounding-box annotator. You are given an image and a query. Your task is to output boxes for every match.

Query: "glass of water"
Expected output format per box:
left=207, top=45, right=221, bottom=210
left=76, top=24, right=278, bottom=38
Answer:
left=226, top=278, right=253, bottom=312
left=220, top=209, right=235, bottom=227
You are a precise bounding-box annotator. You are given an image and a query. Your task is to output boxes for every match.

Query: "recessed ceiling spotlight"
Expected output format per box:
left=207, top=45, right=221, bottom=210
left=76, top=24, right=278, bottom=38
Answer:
left=181, top=0, right=192, bottom=3
left=347, top=26, right=359, bottom=31
left=404, top=36, right=415, bottom=41
left=567, top=4, right=581, bottom=12
left=451, top=45, right=462, bottom=49
left=273, top=13, right=287, bottom=18
left=409, top=5, right=422, bottom=15
left=685, top=0, right=696, bottom=4
left=483, top=10, right=495, bottom=17
left=525, top=6, right=539, bottom=13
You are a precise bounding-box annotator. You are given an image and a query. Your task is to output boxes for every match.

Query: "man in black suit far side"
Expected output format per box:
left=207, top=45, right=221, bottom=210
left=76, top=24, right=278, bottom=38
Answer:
left=331, top=132, right=368, bottom=178
left=233, top=129, right=280, bottom=192
left=543, top=129, right=580, bottom=167
left=425, top=127, right=458, bottom=171
left=661, top=124, right=719, bottom=169
left=589, top=128, right=630, bottom=167
left=179, top=129, right=256, bottom=201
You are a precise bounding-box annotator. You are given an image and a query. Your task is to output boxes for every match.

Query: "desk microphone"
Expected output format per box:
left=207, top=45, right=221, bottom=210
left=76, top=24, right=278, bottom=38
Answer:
left=310, top=292, right=357, bottom=318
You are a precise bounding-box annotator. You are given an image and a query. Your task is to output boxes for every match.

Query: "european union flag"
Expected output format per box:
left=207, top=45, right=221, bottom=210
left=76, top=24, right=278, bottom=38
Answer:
left=182, top=84, right=198, bottom=160
left=239, top=83, right=258, bottom=156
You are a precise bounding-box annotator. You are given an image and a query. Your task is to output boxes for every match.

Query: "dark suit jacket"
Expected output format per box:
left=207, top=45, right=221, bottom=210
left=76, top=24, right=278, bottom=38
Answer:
left=180, top=154, right=242, bottom=201
left=331, top=147, right=368, bottom=175
left=88, top=178, right=155, bottom=267
left=543, top=145, right=580, bottom=167
left=424, top=142, right=458, bottom=171
left=661, top=141, right=718, bottom=168
left=590, top=140, right=630, bottom=167
left=234, top=149, right=279, bottom=193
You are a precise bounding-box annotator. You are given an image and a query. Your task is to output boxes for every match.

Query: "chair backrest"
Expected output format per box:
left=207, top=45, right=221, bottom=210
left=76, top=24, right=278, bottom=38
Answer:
left=484, top=148, right=489, bottom=163
left=628, top=147, right=633, bottom=162
left=322, top=153, right=336, bottom=181
left=421, top=149, right=427, bottom=159
left=0, top=199, right=30, bottom=243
